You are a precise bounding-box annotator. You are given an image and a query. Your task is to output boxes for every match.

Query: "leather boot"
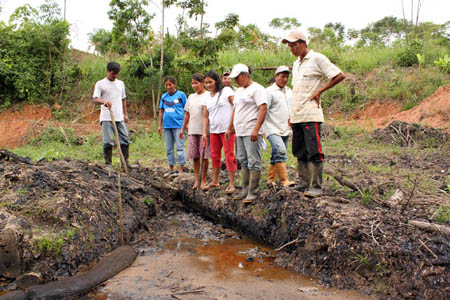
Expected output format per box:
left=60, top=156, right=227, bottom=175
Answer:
left=103, top=145, right=113, bottom=169
left=292, top=159, right=311, bottom=191
left=267, top=164, right=277, bottom=184
left=120, top=144, right=137, bottom=169
left=304, top=162, right=323, bottom=197
left=243, top=169, right=261, bottom=203
left=275, top=162, right=295, bottom=187
left=234, top=167, right=249, bottom=200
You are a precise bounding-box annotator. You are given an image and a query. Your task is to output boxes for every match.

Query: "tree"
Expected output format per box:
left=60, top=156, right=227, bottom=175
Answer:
left=269, top=17, right=301, bottom=30
left=165, top=0, right=207, bottom=38
left=88, top=29, right=113, bottom=55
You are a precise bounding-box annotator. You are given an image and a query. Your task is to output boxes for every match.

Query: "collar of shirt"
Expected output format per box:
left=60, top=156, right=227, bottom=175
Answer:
left=298, top=49, right=315, bottom=65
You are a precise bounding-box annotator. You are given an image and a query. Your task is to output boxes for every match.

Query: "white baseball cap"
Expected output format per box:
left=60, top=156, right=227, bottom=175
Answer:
left=282, top=30, right=307, bottom=44
left=229, top=63, right=249, bottom=78
left=275, top=65, right=290, bottom=75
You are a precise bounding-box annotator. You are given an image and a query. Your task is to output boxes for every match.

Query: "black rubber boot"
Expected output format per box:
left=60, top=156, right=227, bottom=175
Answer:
left=234, top=167, right=249, bottom=200
left=103, top=145, right=113, bottom=169
left=304, top=162, right=323, bottom=197
left=243, top=169, right=261, bottom=203
left=292, top=159, right=311, bottom=191
left=120, top=144, right=136, bottom=169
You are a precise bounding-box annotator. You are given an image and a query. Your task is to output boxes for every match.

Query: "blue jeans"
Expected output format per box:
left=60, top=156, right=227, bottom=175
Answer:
left=236, top=135, right=263, bottom=170
left=267, top=135, right=289, bottom=164
left=164, top=128, right=186, bottom=166
left=101, top=121, right=130, bottom=146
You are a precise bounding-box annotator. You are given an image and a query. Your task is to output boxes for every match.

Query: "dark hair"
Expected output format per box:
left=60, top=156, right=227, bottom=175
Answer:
left=268, top=77, right=276, bottom=85
left=204, top=70, right=223, bottom=92
left=191, top=73, right=205, bottom=83
left=106, top=61, right=120, bottom=73
left=164, top=76, right=176, bottom=85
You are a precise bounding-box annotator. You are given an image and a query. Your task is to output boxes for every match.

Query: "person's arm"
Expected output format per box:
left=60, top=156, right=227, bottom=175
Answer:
left=225, top=107, right=236, bottom=140
left=310, top=72, right=345, bottom=108
left=179, top=111, right=189, bottom=139
left=250, top=104, right=267, bottom=142
left=202, top=107, right=209, bottom=144
left=122, top=98, right=129, bottom=123
left=92, top=83, right=112, bottom=108
left=157, top=108, right=164, bottom=135
left=228, top=95, right=234, bottom=105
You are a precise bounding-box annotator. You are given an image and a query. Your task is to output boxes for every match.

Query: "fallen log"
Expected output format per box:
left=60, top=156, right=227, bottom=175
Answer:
left=0, top=291, right=27, bottom=300
left=0, top=246, right=136, bottom=300
left=409, top=220, right=450, bottom=236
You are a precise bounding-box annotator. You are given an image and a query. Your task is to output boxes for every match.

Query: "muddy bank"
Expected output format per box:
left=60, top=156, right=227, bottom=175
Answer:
left=0, top=150, right=175, bottom=291
left=173, top=174, right=449, bottom=299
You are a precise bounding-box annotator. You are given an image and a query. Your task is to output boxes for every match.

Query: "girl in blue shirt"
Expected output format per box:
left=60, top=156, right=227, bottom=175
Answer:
left=157, top=76, right=187, bottom=174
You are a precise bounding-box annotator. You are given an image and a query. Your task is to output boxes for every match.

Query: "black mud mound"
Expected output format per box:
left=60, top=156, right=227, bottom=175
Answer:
left=0, top=150, right=174, bottom=291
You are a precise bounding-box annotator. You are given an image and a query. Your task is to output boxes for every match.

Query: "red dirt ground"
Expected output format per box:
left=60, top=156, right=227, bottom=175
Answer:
left=1, top=84, right=448, bottom=149
left=329, top=84, right=450, bottom=133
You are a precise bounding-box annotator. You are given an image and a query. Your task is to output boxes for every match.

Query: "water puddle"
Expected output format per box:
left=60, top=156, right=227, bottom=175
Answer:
left=98, top=236, right=373, bottom=300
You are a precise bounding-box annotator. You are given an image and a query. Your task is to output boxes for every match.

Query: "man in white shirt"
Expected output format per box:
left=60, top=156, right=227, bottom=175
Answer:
left=282, top=30, right=345, bottom=197
left=264, top=66, right=295, bottom=187
left=92, top=62, right=132, bottom=170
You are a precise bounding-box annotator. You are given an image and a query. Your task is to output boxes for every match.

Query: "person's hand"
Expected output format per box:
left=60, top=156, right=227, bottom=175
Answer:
left=124, top=114, right=129, bottom=123
left=157, top=126, right=162, bottom=135
left=225, top=128, right=232, bottom=140
left=309, top=90, right=322, bottom=108
left=178, top=129, right=184, bottom=139
left=288, top=118, right=292, bottom=128
left=103, top=100, right=112, bottom=109
left=202, top=133, right=207, bottom=145
left=250, top=128, right=258, bottom=142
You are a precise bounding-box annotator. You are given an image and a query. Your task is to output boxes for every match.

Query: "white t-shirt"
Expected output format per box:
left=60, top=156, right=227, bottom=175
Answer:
left=202, top=87, right=234, bottom=134
left=93, top=78, right=126, bottom=122
left=291, top=50, right=341, bottom=123
left=233, top=82, right=268, bottom=136
left=185, top=91, right=209, bottom=135
left=264, top=84, right=292, bottom=137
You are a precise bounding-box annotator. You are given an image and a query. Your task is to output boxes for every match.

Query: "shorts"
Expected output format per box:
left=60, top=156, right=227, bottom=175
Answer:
left=187, top=134, right=211, bottom=159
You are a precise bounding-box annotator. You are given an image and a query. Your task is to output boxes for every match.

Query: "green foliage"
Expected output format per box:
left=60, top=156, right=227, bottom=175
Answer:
left=395, top=40, right=423, bottom=67
left=435, top=202, right=450, bottom=224
left=31, top=126, right=80, bottom=147
left=269, top=17, right=301, bottom=30
left=434, top=55, right=450, bottom=74
left=88, top=29, right=113, bottom=55
left=35, top=234, right=64, bottom=254
left=0, top=1, right=72, bottom=107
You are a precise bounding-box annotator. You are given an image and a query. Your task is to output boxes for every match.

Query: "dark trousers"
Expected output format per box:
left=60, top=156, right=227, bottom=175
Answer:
left=292, top=122, right=324, bottom=163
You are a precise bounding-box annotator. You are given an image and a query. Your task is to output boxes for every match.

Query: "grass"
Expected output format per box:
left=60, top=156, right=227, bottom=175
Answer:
left=435, top=202, right=450, bottom=224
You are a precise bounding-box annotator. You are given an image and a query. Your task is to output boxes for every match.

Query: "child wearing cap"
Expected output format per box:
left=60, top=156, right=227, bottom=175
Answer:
left=264, top=66, right=295, bottom=187
left=226, top=64, right=268, bottom=203
left=179, top=73, right=211, bottom=190
left=157, top=76, right=187, bottom=176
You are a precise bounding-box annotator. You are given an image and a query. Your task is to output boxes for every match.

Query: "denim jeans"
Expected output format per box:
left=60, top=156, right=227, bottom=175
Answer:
left=101, top=121, right=130, bottom=146
left=267, top=135, right=289, bottom=164
left=236, top=135, right=263, bottom=170
left=164, top=128, right=186, bottom=166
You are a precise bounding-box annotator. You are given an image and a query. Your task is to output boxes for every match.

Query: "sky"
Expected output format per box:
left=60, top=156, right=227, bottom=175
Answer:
left=1, top=0, right=449, bottom=52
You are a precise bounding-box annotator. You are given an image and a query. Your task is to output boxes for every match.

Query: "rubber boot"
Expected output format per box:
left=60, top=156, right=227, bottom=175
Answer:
left=275, top=162, right=295, bottom=187
left=103, top=145, right=113, bottom=170
left=243, top=169, right=261, bottom=203
left=120, top=144, right=137, bottom=169
left=234, top=167, right=249, bottom=200
left=292, top=159, right=311, bottom=191
left=267, top=164, right=277, bottom=185
left=304, top=162, right=323, bottom=197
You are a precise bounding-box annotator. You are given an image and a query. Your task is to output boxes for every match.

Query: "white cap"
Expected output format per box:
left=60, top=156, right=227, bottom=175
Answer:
left=282, top=30, right=307, bottom=44
left=229, top=63, right=249, bottom=78
left=275, top=65, right=290, bottom=75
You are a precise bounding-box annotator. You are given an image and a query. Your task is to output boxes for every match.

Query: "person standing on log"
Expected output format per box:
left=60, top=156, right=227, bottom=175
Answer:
left=226, top=64, right=267, bottom=203
left=282, top=30, right=345, bottom=197
left=202, top=71, right=237, bottom=194
left=92, top=61, right=132, bottom=170
left=157, top=76, right=187, bottom=176
left=264, top=66, right=295, bottom=187
left=179, top=73, right=211, bottom=190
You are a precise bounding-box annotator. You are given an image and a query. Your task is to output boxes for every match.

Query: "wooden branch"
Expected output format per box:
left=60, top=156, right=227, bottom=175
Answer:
left=275, top=237, right=299, bottom=251
left=409, top=220, right=450, bottom=236
left=418, top=239, right=438, bottom=259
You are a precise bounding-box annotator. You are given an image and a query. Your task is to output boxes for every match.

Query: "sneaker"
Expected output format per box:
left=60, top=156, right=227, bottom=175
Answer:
left=304, top=187, right=322, bottom=198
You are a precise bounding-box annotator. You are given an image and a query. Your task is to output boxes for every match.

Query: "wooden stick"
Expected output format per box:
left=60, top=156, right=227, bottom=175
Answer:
left=71, top=107, right=100, bottom=123
left=370, top=221, right=380, bottom=246
left=418, top=239, right=438, bottom=259
left=118, top=172, right=124, bottom=246
left=275, top=237, right=299, bottom=251
left=108, top=109, right=128, bottom=175
left=409, top=220, right=450, bottom=236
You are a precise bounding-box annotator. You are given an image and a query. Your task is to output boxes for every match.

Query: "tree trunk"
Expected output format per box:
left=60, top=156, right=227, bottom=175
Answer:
left=156, top=0, right=165, bottom=129
left=200, top=0, right=204, bottom=40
